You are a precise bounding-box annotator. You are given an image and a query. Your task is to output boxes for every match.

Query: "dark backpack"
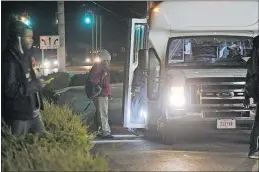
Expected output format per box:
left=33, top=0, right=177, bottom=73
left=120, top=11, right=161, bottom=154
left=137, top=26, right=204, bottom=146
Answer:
left=244, top=36, right=259, bottom=101
left=84, top=73, right=103, bottom=111
left=84, top=80, right=102, bottom=99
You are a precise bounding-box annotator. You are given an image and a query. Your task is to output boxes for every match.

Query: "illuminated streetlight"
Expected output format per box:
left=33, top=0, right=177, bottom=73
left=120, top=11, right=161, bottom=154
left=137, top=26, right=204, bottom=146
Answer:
left=24, top=19, right=30, bottom=26
left=21, top=16, right=26, bottom=22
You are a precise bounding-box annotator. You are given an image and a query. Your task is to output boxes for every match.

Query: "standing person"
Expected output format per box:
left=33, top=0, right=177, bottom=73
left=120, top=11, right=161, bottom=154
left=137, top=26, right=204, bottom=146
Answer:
left=244, top=35, right=259, bottom=159
left=2, top=20, right=45, bottom=137
left=88, top=49, right=113, bottom=138
left=128, top=53, right=148, bottom=136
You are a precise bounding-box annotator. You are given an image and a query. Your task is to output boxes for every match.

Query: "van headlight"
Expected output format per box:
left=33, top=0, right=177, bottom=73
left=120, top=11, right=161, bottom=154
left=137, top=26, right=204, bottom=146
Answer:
left=170, top=87, right=186, bottom=107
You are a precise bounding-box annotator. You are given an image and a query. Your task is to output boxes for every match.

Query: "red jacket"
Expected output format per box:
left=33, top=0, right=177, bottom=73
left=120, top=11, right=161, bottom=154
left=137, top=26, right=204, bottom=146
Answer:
left=88, top=63, right=111, bottom=97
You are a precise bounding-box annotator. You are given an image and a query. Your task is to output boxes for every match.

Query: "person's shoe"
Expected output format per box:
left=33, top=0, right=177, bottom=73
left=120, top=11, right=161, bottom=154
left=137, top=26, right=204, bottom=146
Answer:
left=248, top=151, right=259, bottom=159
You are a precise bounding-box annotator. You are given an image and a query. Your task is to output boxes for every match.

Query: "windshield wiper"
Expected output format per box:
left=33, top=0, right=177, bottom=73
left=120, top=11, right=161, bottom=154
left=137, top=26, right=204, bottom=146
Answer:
left=192, top=55, right=216, bottom=61
left=234, top=55, right=246, bottom=64
left=170, top=60, right=206, bottom=65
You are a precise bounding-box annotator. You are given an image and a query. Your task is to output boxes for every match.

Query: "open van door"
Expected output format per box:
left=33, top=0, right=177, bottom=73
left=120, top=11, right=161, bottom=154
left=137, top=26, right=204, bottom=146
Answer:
left=123, top=18, right=148, bottom=129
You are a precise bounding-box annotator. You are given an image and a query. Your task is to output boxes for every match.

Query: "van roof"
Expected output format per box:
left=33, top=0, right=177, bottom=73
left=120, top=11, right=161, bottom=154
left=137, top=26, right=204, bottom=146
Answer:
left=150, top=0, right=258, bottom=32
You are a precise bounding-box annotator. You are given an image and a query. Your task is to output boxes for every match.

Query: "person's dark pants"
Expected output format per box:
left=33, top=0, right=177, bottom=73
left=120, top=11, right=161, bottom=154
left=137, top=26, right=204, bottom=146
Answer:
left=249, top=102, right=259, bottom=154
left=5, top=115, right=45, bottom=137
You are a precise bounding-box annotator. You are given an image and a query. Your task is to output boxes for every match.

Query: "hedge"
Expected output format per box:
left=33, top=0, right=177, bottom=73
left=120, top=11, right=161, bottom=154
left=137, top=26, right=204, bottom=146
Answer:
left=1, top=102, right=109, bottom=171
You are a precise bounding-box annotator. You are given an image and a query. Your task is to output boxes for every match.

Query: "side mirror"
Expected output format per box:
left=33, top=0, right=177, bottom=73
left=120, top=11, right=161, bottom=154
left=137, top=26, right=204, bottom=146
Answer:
left=242, top=56, right=251, bottom=62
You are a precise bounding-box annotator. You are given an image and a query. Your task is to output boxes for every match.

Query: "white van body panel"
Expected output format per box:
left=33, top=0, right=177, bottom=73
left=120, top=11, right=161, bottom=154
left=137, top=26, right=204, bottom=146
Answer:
left=123, top=0, right=258, bottom=129
left=149, top=0, right=259, bottom=60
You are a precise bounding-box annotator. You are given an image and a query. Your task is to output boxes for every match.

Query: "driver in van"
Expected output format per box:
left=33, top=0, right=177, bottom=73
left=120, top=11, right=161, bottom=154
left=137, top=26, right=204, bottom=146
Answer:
left=219, top=44, right=239, bottom=58
left=227, top=44, right=241, bottom=58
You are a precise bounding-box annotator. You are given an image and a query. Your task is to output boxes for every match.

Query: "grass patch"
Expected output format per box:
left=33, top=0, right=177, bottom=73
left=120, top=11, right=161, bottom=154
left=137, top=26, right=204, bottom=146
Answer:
left=1, top=102, right=109, bottom=171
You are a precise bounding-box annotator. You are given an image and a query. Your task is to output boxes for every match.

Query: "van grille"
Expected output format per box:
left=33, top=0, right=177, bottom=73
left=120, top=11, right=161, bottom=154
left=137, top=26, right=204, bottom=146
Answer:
left=186, top=77, right=245, bottom=105
left=185, top=77, right=249, bottom=118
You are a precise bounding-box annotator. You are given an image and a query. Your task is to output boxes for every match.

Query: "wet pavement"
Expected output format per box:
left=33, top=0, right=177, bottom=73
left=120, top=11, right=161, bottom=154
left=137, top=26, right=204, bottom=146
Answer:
left=56, top=84, right=258, bottom=171
left=93, top=129, right=258, bottom=171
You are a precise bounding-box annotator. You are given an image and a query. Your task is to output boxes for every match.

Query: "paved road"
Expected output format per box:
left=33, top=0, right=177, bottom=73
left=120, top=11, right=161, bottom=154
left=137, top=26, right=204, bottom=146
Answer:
left=93, top=129, right=258, bottom=171
left=55, top=83, right=124, bottom=129
left=56, top=84, right=258, bottom=171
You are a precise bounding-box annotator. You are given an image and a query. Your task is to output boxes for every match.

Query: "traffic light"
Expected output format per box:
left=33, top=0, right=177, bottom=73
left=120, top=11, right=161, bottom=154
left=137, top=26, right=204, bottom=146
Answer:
left=84, top=13, right=93, bottom=25
left=85, top=16, right=91, bottom=24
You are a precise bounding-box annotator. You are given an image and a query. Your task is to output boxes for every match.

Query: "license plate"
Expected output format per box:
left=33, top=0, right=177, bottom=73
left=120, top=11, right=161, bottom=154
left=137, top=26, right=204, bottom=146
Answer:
left=217, top=119, right=236, bottom=129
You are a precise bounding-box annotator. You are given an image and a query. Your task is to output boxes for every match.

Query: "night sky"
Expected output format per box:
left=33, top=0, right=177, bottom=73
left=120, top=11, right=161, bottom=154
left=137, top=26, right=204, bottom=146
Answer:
left=1, top=1, right=148, bottom=58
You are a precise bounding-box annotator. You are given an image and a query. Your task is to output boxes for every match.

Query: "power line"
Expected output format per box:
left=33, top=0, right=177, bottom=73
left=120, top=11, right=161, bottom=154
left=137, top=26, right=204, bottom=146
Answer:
left=91, top=1, right=127, bottom=20
left=94, top=1, right=145, bottom=18
left=87, top=1, right=145, bottom=22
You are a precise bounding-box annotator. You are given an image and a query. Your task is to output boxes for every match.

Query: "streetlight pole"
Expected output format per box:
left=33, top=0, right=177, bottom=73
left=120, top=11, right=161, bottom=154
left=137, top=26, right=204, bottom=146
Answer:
left=57, top=1, right=66, bottom=72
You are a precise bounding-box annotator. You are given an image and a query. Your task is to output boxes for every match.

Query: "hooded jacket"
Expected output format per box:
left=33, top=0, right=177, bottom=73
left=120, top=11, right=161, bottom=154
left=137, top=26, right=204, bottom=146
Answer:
left=88, top=62, right=111, bottom=97
left=2, top=41, right=44, bottom=121
left=244, top=35, right=259, bottom=102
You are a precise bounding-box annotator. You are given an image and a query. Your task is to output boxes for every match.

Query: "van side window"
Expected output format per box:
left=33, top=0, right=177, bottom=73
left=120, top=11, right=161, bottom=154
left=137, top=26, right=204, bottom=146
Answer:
left=148, top=49, right=161, bottom=100
left=168, top=39, right=184, bottom=61
left=133, top=24, right=146, bottom=63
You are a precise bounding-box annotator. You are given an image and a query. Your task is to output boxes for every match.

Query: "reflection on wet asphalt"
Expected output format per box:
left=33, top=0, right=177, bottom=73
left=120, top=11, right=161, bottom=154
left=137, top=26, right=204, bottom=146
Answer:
left=56, top=84, right=258, bottom=171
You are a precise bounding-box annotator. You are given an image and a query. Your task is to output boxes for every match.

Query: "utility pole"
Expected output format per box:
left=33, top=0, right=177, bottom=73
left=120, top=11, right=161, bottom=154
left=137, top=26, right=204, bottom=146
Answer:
left=91, top=12, right=95, bottom=58
left=57, top=1, right=66, bottom=72
left=95, top=15, right=98, bottom=54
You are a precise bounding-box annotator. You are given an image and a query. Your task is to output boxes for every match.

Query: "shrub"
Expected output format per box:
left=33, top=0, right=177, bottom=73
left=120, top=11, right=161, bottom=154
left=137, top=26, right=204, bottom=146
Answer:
left=1, top=103, right=109, bottom=171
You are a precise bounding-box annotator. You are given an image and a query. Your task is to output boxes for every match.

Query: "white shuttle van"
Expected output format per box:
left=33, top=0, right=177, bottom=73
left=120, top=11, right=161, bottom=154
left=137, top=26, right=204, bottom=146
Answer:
left=123, top=0, right=258, bottom=144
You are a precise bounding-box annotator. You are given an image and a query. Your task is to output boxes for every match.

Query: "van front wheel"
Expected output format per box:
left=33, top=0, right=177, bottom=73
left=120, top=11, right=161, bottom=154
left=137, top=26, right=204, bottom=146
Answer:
left=161, top=124, right=177, bottom=145
left=158, top=116, right=177, bottom=145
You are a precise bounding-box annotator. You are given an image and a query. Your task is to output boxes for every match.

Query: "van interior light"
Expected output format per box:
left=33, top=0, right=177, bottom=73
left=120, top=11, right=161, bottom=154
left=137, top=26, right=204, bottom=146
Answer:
left=153, top=7, right=160, bottom=13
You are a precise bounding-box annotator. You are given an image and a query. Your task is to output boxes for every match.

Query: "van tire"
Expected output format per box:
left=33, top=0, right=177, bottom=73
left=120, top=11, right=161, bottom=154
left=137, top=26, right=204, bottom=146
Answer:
left=158, top=117, right=177, bottom=145
left=161, top=124, right=177, bottom=145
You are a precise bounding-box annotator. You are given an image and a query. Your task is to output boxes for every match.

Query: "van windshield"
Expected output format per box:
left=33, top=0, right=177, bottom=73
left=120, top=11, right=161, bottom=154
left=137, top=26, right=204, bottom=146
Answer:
left=168, top=36, right=253, bottom=66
